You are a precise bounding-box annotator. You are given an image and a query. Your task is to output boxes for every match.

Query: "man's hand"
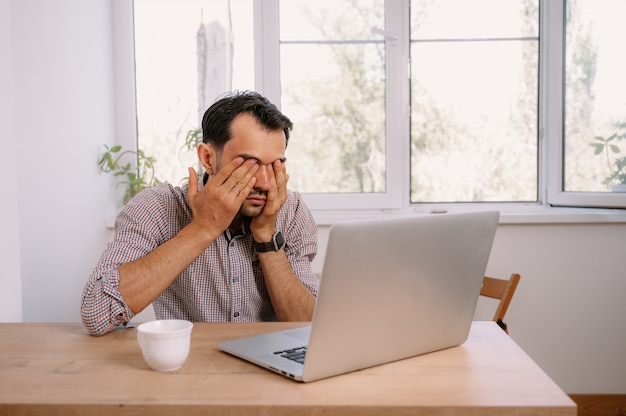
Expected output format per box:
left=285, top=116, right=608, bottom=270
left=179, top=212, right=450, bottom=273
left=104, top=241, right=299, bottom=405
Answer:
left=188, top=157, right=259, bottom=236
left=250, top=160, right=289, bottom=241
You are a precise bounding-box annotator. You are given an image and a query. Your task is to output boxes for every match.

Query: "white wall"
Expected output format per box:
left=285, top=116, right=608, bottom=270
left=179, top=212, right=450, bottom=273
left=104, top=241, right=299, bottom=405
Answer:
left=483, top=222, right=626, bottom=395
left=2, top=0, right=625, bottom=395
left=5, top=0, right=116, bottom=322
left=0, top=0, right=22, bottom=321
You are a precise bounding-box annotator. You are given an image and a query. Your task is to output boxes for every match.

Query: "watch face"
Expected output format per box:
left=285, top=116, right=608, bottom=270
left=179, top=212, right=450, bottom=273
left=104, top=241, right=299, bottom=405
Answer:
left=275, top=231, right=284, bottom=248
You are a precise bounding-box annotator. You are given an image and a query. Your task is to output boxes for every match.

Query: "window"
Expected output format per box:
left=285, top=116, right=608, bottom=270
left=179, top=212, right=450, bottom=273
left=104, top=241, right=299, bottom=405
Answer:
left=127, top=0, right=626, bottom=212
left=409, top=1, right=538, bottom=203
left=279, top=0, right=386, bottom=196
left=264, top=0, right=402, bottom=209
left=257, top=0, right=540, bottom=208
left=548, top=0, right=626, bottom=208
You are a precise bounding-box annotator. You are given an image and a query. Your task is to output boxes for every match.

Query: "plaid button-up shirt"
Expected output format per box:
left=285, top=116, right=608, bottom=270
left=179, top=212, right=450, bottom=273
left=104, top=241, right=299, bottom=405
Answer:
left=81, top=183, right=319, bottom=336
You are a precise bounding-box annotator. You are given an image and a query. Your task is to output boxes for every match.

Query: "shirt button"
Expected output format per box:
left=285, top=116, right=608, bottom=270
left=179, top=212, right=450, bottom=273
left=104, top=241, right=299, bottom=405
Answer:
left=233, top=312, right=240, bottom=318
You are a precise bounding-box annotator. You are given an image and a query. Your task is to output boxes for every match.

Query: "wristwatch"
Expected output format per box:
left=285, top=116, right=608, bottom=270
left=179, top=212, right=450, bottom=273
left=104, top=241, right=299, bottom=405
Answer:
left=254, top=231, right=285, bottom=252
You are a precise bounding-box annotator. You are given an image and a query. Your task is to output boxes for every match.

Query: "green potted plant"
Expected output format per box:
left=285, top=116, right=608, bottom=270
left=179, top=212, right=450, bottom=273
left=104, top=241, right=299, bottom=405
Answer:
left=98, top=144, right=164, bottom=204
left=590, top=122, right=626, bottom=192
left=99, top=127, right=202, bottom=206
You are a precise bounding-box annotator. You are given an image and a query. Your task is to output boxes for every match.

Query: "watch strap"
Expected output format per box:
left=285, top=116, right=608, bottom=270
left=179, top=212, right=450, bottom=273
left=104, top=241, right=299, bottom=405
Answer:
left=254, top=231, right=284, bottom=252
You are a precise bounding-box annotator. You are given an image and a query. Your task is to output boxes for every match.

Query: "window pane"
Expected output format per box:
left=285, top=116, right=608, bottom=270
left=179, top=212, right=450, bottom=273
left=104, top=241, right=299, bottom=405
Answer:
left=279, top=0, right=386, bottom=194
left=564, top=0, right=626, bottom=193
left=410, top=0, right=538, bottom=203
left=412, top=0, right=537, bottom=39
left=134, top=0, right=254, bottom=186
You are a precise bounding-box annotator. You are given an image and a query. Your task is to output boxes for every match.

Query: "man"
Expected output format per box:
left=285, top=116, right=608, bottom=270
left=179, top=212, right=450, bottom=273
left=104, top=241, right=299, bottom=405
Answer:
left=82, top=91, right=318, bottom=336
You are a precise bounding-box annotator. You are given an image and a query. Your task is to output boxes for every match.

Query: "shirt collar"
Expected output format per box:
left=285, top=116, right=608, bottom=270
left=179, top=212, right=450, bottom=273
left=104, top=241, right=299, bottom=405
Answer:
left=224, top=217, right=252, bottom=242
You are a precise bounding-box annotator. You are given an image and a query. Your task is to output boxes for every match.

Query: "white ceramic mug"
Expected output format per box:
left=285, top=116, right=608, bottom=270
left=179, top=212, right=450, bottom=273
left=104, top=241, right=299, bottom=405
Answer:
left=136, top=319, right=193, bottom=371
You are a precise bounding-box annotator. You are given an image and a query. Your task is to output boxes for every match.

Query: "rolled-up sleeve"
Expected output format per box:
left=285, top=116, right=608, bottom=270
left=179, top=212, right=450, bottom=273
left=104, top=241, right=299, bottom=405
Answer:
left=81, top=265, right=133, bottom=336
left=81, top=186, right=176, bottom=336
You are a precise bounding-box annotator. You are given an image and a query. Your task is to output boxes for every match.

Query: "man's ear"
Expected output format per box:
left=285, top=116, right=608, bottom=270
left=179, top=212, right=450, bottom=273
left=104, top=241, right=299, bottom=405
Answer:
left=197, top=143, right=217, bottom=175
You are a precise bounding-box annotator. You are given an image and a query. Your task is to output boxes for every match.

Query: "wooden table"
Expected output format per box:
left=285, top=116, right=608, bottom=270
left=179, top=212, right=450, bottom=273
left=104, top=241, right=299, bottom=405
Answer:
left=0, top=321, right=575, bottom=415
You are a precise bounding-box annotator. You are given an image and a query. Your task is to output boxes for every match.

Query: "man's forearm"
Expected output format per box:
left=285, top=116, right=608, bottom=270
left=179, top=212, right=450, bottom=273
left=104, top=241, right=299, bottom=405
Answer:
left=258, top=250, right=316, bottom=321
left=118, top=223, right=218, bottom=313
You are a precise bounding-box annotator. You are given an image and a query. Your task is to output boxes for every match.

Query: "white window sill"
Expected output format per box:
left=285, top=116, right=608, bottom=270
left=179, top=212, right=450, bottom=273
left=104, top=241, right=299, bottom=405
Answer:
left=106, top=204, right=626, bottom=230
left=311, top=204, right=626, bottom=226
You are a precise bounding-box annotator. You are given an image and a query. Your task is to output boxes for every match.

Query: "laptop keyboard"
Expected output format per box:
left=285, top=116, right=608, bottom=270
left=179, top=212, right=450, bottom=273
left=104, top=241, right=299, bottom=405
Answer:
left=274, top=346, right=307, bottom=364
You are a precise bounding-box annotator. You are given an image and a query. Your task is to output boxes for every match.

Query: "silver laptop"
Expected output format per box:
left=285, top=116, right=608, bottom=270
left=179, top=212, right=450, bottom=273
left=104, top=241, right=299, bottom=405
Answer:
left=218, top=211, right=499, bottom=382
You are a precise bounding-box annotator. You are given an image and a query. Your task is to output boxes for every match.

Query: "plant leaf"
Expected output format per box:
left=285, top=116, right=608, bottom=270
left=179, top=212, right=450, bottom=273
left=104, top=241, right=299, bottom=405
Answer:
left=590, top=143, right=604, bottom=155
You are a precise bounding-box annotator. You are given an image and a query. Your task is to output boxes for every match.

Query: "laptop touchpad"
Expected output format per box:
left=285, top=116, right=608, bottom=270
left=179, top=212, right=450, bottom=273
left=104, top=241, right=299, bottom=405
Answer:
left=283, top=327, right=311, bottom=342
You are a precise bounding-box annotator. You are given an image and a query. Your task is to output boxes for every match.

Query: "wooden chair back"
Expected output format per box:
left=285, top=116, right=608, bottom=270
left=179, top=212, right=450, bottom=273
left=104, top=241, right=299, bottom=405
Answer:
left=480, top=273, right=521, bottom=333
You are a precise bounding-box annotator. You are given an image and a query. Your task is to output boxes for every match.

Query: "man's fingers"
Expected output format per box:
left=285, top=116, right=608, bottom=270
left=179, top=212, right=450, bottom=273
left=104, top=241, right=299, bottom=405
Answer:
left=187, top=167, right=198, bottom=199
left=231, top=167, right=258, bottom=198
left=213, top=157, right=258, bottom=186
left=272, top=160, right=288, bottom=200
left=209, top=157, right=244, bottom=186
left=227, top=160, right=259, bottom=195
left=236, top=176, right=257, bottom=198
left=208, top=157, right=260, bottom=193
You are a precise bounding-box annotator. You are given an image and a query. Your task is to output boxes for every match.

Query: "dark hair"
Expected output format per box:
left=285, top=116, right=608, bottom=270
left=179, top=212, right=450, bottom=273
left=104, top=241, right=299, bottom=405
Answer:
left=201, top=90, right=293, bottom=150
